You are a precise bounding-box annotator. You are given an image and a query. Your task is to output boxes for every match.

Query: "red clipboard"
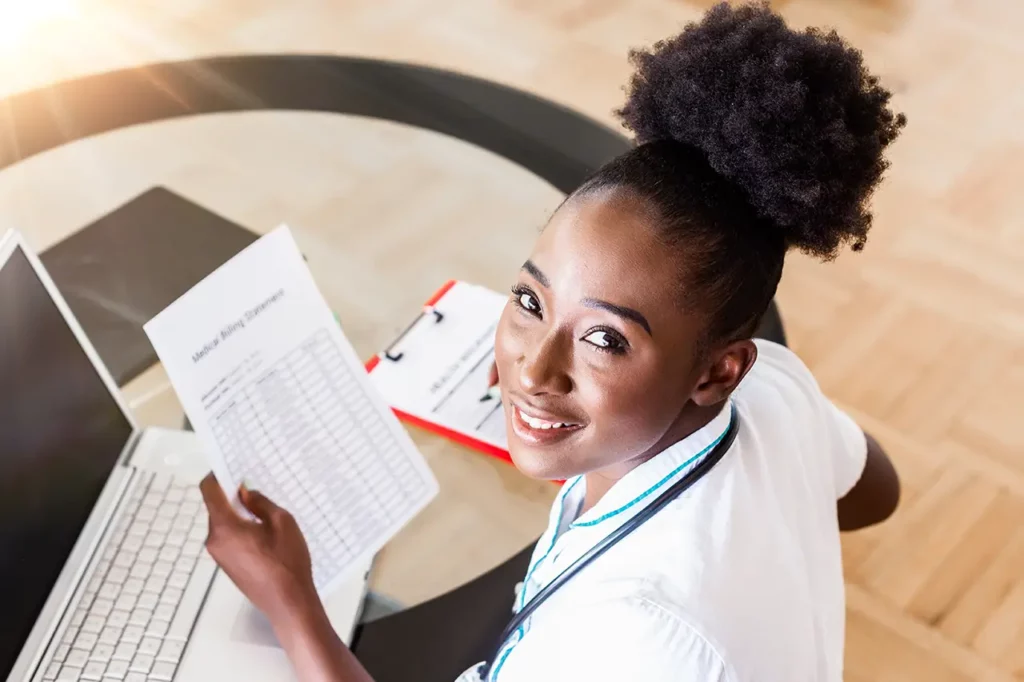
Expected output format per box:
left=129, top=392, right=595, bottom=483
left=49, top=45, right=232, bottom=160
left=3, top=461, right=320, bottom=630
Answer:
left=364, top=280, right=514, bottom=466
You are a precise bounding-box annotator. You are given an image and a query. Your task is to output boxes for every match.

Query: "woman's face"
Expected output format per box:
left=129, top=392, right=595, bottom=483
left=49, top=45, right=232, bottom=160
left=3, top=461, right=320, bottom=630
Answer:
left=494, top=188, right=730, bottom=481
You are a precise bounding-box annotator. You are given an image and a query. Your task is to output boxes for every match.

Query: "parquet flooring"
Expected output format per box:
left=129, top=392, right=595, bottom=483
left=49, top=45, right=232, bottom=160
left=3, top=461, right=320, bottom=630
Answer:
left=1, top=0, right=1021, bottom=678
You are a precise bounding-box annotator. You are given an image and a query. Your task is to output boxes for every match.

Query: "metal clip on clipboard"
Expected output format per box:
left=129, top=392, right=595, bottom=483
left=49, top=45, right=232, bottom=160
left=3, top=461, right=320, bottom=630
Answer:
left=378, top=304, right=446, bottom=363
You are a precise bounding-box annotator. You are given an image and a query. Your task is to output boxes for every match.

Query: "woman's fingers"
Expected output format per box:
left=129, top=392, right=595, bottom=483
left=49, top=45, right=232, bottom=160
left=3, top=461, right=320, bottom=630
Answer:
left=488, top=361, right=499, bottom=388
left=199, top=473, right=250, bottom=566
left=200, top=474, right=293, bottom=531
left=199, top=473, right=238, bottom=525
left=240, top=485, right=286, bottom=524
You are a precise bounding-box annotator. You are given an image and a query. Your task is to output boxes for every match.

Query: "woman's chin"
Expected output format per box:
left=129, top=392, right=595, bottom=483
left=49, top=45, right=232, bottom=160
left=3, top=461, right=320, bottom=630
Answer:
left=507, top=441, right=576, bottom=481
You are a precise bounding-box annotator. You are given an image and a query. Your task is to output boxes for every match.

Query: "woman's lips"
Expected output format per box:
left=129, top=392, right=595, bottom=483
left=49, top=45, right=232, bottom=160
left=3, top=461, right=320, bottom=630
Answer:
left=509, top=403, right=584, bottom=445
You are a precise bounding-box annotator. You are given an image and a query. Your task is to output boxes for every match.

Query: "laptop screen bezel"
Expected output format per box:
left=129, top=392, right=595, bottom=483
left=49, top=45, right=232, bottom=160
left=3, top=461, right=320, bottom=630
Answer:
left=1, top=229, right=141, bottom=682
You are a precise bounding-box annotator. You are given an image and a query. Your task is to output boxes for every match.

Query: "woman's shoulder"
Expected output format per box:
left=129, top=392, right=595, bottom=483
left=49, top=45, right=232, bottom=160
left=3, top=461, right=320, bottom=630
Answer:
left=746, top=339, right=822, bottom=393
left=738, top=339, right=840, bottom=428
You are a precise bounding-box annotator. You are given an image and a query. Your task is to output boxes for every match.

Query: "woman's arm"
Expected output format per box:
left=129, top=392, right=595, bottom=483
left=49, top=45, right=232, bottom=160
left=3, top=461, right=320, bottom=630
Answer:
left=199, top=476, right=376, bottom=682
left=837, top=433, right=900, bottom=531
left=274, top=600, right=375, bottom=682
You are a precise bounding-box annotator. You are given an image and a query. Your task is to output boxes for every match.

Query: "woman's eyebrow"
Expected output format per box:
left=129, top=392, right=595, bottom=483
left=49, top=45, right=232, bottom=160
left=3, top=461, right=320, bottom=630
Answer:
left=521, top=260, right=550, bottom=287
left=581, top=298, right=653, bottom=336
left=521, top=260, right=652, bottom=336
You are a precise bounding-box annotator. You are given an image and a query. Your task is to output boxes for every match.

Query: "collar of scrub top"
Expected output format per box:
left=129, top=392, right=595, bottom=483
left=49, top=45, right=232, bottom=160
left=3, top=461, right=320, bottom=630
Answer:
left=517, top=399, right=737, bottom=612
left=572, top=401, right=735, bottom=529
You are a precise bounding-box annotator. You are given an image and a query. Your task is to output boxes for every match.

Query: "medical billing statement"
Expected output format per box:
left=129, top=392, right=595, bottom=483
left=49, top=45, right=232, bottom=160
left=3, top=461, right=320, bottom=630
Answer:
left=144, top=226, right=438, bottom=596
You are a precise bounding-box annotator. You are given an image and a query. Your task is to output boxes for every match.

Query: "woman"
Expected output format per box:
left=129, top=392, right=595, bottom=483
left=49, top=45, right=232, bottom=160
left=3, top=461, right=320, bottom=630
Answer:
left=199, top=3, right=903, bottom=680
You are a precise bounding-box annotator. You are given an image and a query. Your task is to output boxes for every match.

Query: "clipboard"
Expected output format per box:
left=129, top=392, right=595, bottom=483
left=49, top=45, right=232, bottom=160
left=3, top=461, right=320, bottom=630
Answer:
left=365, top=280, right=513, bottom=465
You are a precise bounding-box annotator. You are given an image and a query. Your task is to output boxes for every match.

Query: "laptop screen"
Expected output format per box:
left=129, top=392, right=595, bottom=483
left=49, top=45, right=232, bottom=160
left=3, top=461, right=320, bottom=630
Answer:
left=0, top=245, right=134, bottom=677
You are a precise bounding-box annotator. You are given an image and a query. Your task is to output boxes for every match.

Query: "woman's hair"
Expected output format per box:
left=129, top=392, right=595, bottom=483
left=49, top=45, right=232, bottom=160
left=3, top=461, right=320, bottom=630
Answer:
left=576, top=1, right=906, bottom=343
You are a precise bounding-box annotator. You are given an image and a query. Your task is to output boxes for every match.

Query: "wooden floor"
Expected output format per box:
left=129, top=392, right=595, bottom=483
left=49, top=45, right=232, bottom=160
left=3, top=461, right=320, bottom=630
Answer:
left=2, top=0, right=1023, bottom=679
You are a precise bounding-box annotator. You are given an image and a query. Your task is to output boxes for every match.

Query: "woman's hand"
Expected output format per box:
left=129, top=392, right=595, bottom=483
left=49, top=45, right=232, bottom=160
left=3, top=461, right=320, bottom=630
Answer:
left=199, top=474, right=321, bottom=630
left=199, top=475, right=377, bottom=682
left=488, top=361, right=499, bottom=389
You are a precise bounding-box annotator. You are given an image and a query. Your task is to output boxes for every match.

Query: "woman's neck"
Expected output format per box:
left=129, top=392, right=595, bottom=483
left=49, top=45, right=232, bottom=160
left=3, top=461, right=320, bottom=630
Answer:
left=578, top=402, right=723, bottom=517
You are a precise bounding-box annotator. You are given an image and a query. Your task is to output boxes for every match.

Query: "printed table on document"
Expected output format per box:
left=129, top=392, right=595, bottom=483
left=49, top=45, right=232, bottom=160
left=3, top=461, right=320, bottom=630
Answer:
left=211, top=328, right=428, bottom=588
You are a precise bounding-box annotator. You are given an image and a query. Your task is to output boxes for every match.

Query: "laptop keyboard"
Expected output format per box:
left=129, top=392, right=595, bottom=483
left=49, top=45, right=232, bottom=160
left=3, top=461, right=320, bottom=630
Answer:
left=40, top=472, right=217, bottom=682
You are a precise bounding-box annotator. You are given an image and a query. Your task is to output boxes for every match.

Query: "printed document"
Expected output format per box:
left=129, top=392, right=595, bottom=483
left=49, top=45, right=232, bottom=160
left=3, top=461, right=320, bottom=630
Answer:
left=144, top=226, right=438, bottom=596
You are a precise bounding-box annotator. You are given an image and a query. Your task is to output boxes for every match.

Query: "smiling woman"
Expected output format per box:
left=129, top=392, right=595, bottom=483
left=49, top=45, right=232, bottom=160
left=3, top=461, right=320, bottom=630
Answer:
left=198, top=3, right=902, bottom=682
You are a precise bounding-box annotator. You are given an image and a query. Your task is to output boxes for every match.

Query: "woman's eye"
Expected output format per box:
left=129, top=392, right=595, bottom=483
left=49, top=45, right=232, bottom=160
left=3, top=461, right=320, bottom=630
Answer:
left=519, top=292, right=540, bottom=311
left=582, top=330, right=626, bottom=353
left=512, top=287, right=541, bottom=314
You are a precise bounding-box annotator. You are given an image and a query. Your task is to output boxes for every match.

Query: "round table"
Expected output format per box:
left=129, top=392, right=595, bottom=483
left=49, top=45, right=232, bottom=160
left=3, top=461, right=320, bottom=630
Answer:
left=0, top=54, right=785, bottom=681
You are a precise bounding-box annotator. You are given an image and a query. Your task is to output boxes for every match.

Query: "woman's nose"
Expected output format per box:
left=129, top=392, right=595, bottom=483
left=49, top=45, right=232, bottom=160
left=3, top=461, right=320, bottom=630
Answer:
left=518, top=332, right=571, bottom=396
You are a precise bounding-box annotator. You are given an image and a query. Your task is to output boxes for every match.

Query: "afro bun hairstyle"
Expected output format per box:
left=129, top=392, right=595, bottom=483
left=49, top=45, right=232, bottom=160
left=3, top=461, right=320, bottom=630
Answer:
left=616, top=1, right=906, bottom=258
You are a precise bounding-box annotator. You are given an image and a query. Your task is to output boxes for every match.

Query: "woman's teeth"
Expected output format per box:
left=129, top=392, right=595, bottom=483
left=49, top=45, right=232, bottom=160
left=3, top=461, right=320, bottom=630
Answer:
left=518, top=407, right=576, bottom=430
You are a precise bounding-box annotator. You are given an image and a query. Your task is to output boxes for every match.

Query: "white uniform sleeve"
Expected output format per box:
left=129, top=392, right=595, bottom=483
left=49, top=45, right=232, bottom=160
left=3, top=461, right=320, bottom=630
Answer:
left=491, top=597, right=730, bottom=682
left=753, top=340, right=868, bottom=500
left=825, top=399, right=869, bottom=498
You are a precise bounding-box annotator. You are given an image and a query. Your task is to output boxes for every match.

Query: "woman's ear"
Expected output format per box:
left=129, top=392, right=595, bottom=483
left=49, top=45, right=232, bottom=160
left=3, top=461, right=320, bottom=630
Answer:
left=691, top=339, right=758, bottom=407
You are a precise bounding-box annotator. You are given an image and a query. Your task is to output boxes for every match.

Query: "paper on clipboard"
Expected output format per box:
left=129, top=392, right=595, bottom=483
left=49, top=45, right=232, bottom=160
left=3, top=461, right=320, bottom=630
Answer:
left=367, top=281, right=510, bottom=458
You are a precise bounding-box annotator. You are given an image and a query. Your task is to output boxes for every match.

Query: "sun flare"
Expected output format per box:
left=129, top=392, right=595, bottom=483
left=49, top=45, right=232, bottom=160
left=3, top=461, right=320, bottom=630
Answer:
left=0, top=0, right=79, bottom=50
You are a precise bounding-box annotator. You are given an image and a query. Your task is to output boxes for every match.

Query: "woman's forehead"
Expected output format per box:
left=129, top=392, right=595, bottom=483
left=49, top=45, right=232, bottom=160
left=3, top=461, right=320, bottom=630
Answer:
left=532, top=191, right=683, bottom=303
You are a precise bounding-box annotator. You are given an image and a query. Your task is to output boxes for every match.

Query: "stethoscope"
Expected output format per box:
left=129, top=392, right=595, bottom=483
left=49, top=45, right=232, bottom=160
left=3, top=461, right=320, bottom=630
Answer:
left=480, top=405, right=739, bottom=680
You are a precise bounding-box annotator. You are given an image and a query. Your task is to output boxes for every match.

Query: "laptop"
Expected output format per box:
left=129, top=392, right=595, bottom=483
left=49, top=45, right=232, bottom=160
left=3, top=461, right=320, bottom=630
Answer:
left=1, top=230, right=370, bottom=682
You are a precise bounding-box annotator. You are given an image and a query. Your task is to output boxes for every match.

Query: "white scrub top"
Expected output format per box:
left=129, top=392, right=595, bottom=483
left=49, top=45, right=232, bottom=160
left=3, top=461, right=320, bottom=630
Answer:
left=457, top=340, right=868, bottom=682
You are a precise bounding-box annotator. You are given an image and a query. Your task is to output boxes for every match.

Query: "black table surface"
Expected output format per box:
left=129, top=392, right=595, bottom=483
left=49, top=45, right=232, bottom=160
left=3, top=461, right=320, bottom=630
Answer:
left=40, top=187, right=258, bottom=386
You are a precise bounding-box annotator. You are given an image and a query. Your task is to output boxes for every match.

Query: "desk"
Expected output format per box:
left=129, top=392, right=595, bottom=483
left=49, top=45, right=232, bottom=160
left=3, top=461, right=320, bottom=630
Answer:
left=7, top=55, right=782, bottom=680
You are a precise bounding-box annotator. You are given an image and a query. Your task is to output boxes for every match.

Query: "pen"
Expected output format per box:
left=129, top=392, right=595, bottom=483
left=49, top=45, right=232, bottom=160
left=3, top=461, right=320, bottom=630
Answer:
left=480, top=384, right=502, bottom=403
